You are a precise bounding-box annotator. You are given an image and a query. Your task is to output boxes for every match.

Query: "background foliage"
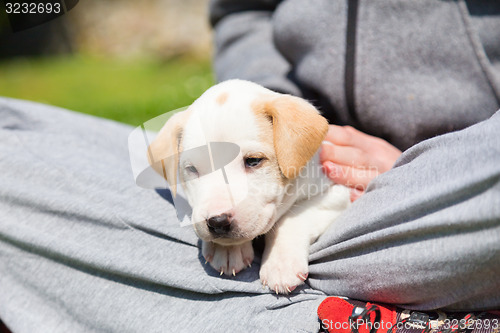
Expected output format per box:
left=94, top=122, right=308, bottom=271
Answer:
left=0, top=56, right=213, bottom=126
left=0, top=0, right=213, bottom=126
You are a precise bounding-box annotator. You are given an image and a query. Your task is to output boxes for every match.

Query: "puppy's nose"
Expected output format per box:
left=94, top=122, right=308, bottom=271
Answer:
left=207, top=213, right=232, bottom=234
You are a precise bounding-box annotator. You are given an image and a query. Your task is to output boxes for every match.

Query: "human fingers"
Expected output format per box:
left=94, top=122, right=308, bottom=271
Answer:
left=324, top=125, right=402, bottom=172
left=322, top=161, right=379, bottom=190
left=324, top=125, right=374, bottom=149
left=350, top=187, right=364, bottom=202
left=320, top=142, right=369, bottom=169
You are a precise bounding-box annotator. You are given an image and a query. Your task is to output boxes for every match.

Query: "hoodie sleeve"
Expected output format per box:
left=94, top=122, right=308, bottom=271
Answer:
left=209, top=0, right=303, bottom=96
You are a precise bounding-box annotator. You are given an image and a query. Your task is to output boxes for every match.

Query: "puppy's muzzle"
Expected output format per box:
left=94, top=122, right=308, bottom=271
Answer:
left=207, top=213, right=232, bottom=235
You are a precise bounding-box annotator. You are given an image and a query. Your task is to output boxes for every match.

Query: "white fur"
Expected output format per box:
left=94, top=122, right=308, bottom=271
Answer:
left=170, top=80, right=350, bottom=293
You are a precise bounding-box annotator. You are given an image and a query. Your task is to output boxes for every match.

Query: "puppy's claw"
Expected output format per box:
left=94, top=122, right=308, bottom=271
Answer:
left=297, top=273, right=308, bottom=281
left=232, top=269, right=236, bottom=277
left=275, top=286, right=279, bottom=295
left=286, top=286, right=292, bottom=293
left=220, top=269, right=224, bottom=276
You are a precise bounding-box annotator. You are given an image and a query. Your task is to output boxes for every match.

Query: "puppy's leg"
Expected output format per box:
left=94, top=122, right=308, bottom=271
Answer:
left=260, top=185, right=349, bottom=294
left=203, top=240, right=254, bottom=276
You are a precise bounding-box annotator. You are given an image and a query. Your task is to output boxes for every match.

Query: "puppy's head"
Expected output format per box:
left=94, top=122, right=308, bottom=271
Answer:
left=148, top=80, right=328, bottom=245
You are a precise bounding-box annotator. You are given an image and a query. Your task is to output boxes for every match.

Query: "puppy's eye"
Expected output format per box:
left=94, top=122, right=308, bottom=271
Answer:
left=185, top=165, right=198, bottom=174
left=244, top=157, right=264, bottom=168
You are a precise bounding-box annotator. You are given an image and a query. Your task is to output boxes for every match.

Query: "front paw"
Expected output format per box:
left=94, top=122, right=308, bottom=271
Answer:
left=202, top=240, right=254, bottom=276
left=259, top=251, right=309, bottom=294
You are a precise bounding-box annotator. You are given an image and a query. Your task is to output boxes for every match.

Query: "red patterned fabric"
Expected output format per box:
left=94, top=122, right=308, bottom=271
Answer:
left=318, top=297, right=397, bottom=333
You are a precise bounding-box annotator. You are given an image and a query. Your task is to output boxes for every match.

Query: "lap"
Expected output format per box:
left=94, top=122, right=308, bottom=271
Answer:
left=2, top=97, right=498, bottom=332
left=0, top=98, right=323, bottom=333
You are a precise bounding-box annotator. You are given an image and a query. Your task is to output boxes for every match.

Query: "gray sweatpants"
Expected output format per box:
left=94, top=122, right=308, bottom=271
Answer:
left=1, top=97, right=499, bottom=333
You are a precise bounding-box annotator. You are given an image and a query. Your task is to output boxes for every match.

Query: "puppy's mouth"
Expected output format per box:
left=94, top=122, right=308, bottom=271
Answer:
left=193, top=218, right=272, bottom=246
left=195, top=225, right=253, bottom=245
left=211, top=237, right=251, bottom=246
left=193, top=203, right=278, bottom=245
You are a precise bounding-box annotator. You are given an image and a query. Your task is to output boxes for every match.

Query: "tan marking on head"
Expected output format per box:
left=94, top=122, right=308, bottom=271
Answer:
left=147, top=109, right=192, bottom=196
left=252, top=103, right=275, bottom=148
left=251, top=94, right=328, bottom=179
left=216, top=92, right=229, bottom=105
left=248, top=99, right=284, bottom=183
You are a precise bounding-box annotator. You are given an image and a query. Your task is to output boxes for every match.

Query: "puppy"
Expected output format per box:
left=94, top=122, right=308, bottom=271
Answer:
left=148, top=80, right=350, bottom=294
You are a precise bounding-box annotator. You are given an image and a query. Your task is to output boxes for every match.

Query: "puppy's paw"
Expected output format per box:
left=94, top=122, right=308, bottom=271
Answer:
left=202, top=240, right=254, bottom=276
left=259, top=251, right=309, bottom=294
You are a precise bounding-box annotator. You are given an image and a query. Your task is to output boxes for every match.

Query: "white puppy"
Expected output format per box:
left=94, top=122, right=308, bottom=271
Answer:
left=148, top=80, right=350, bottom=294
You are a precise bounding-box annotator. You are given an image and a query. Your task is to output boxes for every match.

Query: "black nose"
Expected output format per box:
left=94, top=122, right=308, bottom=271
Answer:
left=207, top=214, right=232, bottom=234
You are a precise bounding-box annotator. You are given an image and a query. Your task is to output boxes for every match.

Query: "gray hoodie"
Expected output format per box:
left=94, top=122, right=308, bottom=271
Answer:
left=210, top=0, right=500, bottom=150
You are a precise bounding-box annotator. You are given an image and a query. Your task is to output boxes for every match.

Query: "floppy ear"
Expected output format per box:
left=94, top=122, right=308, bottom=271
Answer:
left=254, top=95, right=328, bottom=179
left=147, top=110, right=191, bottom=196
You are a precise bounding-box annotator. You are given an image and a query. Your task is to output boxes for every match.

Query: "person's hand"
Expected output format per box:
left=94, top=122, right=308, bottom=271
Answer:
left=320, top=125, right=402, bottom=201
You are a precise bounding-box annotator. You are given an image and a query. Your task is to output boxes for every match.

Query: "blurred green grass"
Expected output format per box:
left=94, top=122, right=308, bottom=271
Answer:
left=0, top=55, right=214, bottom=126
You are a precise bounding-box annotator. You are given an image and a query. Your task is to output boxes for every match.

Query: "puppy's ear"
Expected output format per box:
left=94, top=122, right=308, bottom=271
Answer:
left=254, top=95, right=328, bottom=179
left=147, top=110, right=191, bottom=196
